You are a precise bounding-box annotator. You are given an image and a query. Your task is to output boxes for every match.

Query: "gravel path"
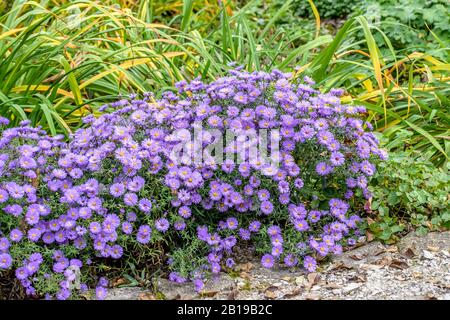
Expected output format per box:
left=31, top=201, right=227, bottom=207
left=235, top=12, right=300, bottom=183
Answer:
left=107, top=231, right=450, bottom=300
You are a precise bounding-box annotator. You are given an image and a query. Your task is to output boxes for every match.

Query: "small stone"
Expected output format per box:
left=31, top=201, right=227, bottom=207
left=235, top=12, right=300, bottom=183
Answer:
left=295, top=276, right=307, bottom=286
left=423, top=250, right=434, bottom=260
left=332, top=289, right=342, bottom=295
left=343, top=283, right=362, bottom=294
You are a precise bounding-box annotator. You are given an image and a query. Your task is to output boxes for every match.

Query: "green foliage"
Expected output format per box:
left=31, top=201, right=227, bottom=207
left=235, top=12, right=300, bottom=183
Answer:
left=291, top=0, right=361, bottom=20
left=356, top=0, right=450, bottom=54
left=367, top=151, right=450, bottom=242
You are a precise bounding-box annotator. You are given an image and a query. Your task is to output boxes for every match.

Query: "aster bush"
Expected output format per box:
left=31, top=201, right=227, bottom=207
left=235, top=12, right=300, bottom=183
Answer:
left=0, top=119, right=74, bottom=298
left=0, top=68, right=385, bottom=298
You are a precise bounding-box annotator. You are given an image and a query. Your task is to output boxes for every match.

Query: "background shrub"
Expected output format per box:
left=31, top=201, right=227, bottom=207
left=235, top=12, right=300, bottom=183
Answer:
left=291, top=0, right=361, bottom=19
left=367, top=152, right=450, bottom=242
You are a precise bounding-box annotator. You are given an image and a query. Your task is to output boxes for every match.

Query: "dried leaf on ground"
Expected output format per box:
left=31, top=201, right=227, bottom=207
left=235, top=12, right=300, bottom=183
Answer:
left=112, top=278, right=128, bottom=287
left=139, top=292, right=157, bottom=300
left=227, top=289, right=239, bottom=300
left=239, top=262, right=254, bottom=272
left=402, top=247, right=416, bottom=259
left=282, top=288, right=301, bottom=299
left=427, top=245, right=440, bottom=252
left=389, top=259, right=409, bottom=270
left=264, top=286, right=279, bottom=299
left=329, top=262, right=353, bottom=270
left=307, top=273, right=321, bottom=286
left=199, top=290, right=219, bottom=298
left=239, top=271, right=251, bottom=280
left=349, top=254, right=364, bottom=261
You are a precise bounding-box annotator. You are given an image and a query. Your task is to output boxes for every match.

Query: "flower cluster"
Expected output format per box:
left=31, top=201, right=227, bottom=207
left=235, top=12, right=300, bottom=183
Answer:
left=0, top=68, right=385, bottom=299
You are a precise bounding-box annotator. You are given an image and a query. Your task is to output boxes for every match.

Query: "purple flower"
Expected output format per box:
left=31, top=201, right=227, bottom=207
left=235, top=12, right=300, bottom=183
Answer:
left=138, top=198, right=152, bottom=213
left=137, top=225, right=152, bottom=244
left=155, top=218, right=170, bottom=233
left=257, top=189, right=270, bottom=201
left=261, top=254, right=275, bottom=268
left=15, top=267, right=28, bottom=280
left=110, top=183, right=125, bottom=197
left=303, top=256, right=317, bottom=272
left=284, top=254, right=298, bottom=267
left=239, top=228, right=251, bottom=240
left=294, top=178, right=304, bottom=189
left=89, top=222, right=101, bottom=235
left=267, top=225, right=281, bottom=236
left=10, top=229, right=23, bottom=242
left=249, top=221, right=261, bottom=232
left=96, top=287, right=108, bottom=300
left=316, top=242, right=329, bottom=257
left=174, top=220, right=186, bottom=231
left=0, top=253, right=12, bottom=269
left=225, top=258, right=235, bottom=268
left=330, top=151, right=345, bottom=166
left=178, top=206, right=191, bottom=219
left=124, top=192, right=138, bottom=206
left=27, top=228, right=42, bottom=242
left=293, top=220, right=309, bottom=232
left=260, top=201, right=274, bottom=215
left=193, top=279, right=205, bottom=292
left=316, top=162, right=332, bottom=176
left=110, top=245, right=124, bottom=259
left=122, top=222, right=133, bottom=234
left=0, top=237, right=10, bottom=251
left=226, top=217, right=238, bottom=230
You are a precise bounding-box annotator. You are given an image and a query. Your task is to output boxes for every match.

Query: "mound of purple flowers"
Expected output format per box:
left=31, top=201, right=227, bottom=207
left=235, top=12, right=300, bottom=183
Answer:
left=0, top=68, right=386, bottom=299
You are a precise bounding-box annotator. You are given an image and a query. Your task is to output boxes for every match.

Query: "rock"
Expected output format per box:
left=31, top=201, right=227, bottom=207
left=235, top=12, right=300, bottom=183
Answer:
left=423, top=250, right=435, bottom=260
left=342, top=283, right=362, bottom=294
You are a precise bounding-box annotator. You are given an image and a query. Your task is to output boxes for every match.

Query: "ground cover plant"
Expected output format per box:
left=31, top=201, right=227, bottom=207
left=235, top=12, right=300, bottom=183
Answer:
left=0, top=68, right=386, bottom=298
left=0, top=0, right=449, bottom=300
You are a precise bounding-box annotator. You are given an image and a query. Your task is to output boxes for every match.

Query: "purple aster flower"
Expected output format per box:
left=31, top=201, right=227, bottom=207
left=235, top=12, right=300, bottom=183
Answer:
left=0, top=253, right=12, bottom=269
left=257, top=189, right=270, bottom=201
left=123, top=192, right=138, bottom=206
left=316, top=162, right=332, bottom=176
left=110, top=183, right=125, bottom=197
left=239, top=228, right=251, bottom=240
left=293, top=219, right=309, bottom=232
left=261, top=254, right=275, bottom=268
left=110, top=245, right=124, bottom=259
left=89, top=222, right=101, bottom=235
left=10, top=229, right=23, bottom=242
left=260, top=201, right=274, bottom=215
left=249, top=221, right=261, bottom=232
left=96, top=287, right=108, bottom=300
left=225, top=258, right=235, bottom=268
left=138, top=198, right=152, bottom=213
left=122, top=222, right=133, bottom=234
left=294, top=178, right=304, bottom=189
left=284, top=254, right=298, bottom=267
left=316, top=242, right=329, bottom=257
left=15, top=267, right=28, bottom=280
left=330, top=151, right=345, bottom=166
left=178, top=206, right=191, bottom=219
left=0, top=189, right=9, bottom=203
left=226, top=217, right=238, bottom=230
left=0, top=237, right=10, bottom=251
left=303, top=256, right=317, bottom=272
left=193, top=279, right=205, bottom=292
left=210, top=262, right=221, bottom=274
left=27, top=228, right=42, bottom=242
left=155, top=218, right=170, bottom=233
left=174, top=220, right=186, bottom=231
left=308, top=210, right=321, bottom=223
